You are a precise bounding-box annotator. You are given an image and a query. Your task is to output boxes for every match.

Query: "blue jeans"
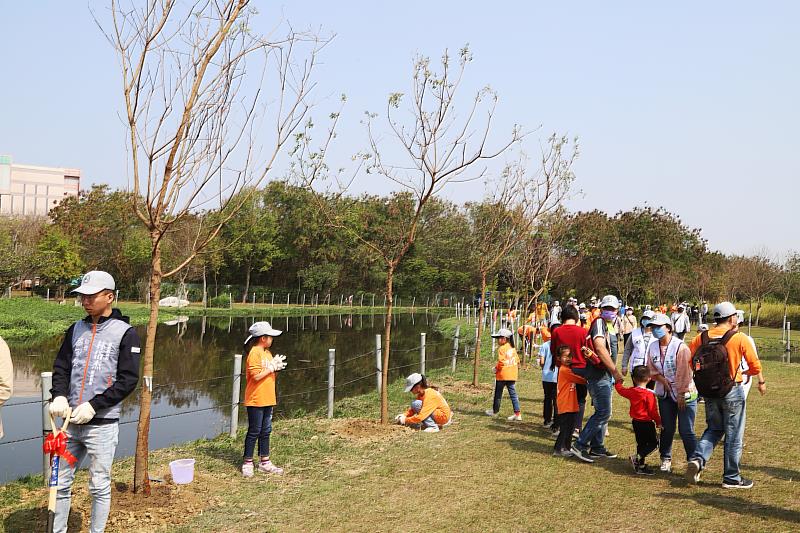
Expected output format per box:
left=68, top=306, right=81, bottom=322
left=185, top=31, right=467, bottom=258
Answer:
left=658, top=396, right=697, bottom=461
left=244, top=406, right=273, bottom=459
left=492, top=380, right=520, bottom=413
left=55, top=423, right=119, bottom=533
left=575, top=374, right=612, bottom=452
left=411, top=399, right=438, bottom=428
left=691, top=384, right=747, bottom=483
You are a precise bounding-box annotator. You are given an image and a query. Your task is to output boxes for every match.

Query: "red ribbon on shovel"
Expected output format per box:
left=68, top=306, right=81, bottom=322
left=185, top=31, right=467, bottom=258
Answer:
left=43, top=431, right=77, bottom=467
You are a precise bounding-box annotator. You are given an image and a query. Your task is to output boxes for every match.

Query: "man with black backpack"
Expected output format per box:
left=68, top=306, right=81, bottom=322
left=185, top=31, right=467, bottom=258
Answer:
left=685, top=302, right=765, bottom=489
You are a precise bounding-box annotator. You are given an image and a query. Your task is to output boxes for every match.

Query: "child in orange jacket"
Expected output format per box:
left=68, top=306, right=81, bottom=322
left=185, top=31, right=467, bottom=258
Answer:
left=553, top=345, right=587, bottom=457
left=395, top=373, right=451, bottom=432
left=485, top=328, right=522, bottom=421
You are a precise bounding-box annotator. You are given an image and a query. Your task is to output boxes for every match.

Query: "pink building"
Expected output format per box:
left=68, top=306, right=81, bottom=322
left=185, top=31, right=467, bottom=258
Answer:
left=0, top=155, right=80, bottom=216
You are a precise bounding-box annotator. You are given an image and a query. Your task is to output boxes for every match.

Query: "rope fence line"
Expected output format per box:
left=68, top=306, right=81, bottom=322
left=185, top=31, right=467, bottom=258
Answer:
left=0, top=435, right=41, bottom=447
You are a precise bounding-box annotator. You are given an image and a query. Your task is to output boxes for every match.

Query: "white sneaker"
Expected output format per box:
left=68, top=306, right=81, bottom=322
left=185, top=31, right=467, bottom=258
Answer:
left=258, top=460, right=284, bottom=475
left=507, top=413, right=522, bottom=421
left=241, top=462, right=254, bottom=477
left=423, top=426, right=440, bottom=433
left=660, top=458, right=672, bottom=473
left=686, top=458, right=702, bottom=484
left=485, top=409, right=497, bottom=417
left=442, top=415, right=453, bottom=427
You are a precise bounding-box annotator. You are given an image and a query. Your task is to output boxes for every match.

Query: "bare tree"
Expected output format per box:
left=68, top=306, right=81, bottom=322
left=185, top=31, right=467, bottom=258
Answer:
left=736, top=250, right=782, bottom=326
left=468, top=140, right=576, bottom=386
left=97, top=0, right=327, bottom=493
left=296, top=47, right=520, bottom=422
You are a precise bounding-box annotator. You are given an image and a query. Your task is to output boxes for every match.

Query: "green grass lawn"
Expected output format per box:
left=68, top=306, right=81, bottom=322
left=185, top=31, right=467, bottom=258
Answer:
left=2, top=317, right=797, bottom=532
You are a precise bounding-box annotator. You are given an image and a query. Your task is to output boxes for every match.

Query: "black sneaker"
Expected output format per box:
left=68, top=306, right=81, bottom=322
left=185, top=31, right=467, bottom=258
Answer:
left=588, top=448, right=618, bottom=459
left=636, top=464, right=656, bottom=476
left=722, top=478, right=754, bottom=489
left=570, top=445, right=595, bottom=463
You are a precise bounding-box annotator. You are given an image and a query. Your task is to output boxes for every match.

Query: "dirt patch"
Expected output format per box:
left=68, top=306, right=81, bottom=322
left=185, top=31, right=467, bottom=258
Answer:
left=323, top=418, right=412, bottom=443
left=6, top=470, right=222, bottom=533
left=437, top=376, right=493, bottom=397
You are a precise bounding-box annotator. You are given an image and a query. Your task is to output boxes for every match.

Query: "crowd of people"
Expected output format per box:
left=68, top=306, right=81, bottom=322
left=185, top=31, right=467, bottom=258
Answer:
left=0, top=268, right=769, bottom=532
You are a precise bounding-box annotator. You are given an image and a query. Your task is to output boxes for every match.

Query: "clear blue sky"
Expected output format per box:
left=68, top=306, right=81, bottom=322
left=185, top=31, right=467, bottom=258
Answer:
left=1, top=2, right=797, bottom=257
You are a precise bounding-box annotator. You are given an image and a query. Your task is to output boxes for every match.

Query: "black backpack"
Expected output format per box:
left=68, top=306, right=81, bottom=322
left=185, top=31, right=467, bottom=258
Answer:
left=692, top=329, right=737, bottom=398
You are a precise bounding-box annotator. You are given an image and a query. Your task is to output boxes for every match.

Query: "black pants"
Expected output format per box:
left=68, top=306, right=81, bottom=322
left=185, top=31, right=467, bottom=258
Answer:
left=675, top=332, right=686, bottom=340
left=542, top=382, right=557, bottom=424
left=575, top=384, right=587, bottom=431
left=631, top=419, right=658, bottom=462
left=555, top=412, right=578, bottom=451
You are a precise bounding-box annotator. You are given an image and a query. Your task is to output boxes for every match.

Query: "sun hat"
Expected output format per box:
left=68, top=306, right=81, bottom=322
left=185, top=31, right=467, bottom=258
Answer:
left=490, top=328, right=514, bottom=338
left=713, top=302, right=738, bottom=320
left=599, top=295, right=620, bottom=309
left=553, top=300, right=560, bottom=306
left=244, top=321, right=283, bottom=345
left=404, top=372, right=424, bottom=392
left=641, top=309, right=656, bottom=321
left=578, top=303, right=587, bottom=310
left=72, top=271, right=115, bottom=295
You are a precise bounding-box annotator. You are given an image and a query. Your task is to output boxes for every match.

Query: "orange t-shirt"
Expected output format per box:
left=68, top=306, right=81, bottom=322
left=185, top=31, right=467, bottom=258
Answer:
left=404, top=387, right=452, bottom=426
left=687, top=326, right=762, bottom=383
left=495, top=343, right=519, bottom=381
left=244, top=346, right=277, bottom=407
left=556, top=365, right=586, bottom=413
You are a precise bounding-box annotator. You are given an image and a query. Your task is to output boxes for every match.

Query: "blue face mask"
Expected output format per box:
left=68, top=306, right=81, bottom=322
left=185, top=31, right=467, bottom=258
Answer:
left=641, top=319, right=651, bottom=328
left=652, top=326, right=667, bottom=339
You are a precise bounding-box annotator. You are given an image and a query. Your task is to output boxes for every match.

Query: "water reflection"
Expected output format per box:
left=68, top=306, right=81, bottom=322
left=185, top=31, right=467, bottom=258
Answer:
left=1, top=311, right=452, bottom=483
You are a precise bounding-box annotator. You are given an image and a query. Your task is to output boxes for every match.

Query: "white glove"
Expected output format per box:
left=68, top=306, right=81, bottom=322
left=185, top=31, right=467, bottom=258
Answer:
left=395, top=414, right=406, bottom=425
left=49, top=396, right=70, bottom=418
left=70, top=402, right=96, bottom=424
left=272, top=354, right=287, bottom=371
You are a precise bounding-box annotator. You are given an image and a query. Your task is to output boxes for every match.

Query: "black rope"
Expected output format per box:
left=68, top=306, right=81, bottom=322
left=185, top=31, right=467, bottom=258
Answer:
left=3, top=399, right=44, bottom=408
left=0, top=434, right=41, bottom=446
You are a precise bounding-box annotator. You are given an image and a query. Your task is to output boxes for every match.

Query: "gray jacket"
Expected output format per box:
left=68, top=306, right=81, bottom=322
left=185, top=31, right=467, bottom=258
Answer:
left=52, top=309, right=141, bottom=423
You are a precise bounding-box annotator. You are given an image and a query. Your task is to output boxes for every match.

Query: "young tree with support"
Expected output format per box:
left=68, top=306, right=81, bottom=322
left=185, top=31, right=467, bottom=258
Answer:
left=97, top=0, right=327, bottom=493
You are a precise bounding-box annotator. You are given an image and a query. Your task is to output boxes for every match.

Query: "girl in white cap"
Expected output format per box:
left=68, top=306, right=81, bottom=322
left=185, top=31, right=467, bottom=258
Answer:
left=486, top=328, right=522, bottom=420
left=241, top=321, right=287, bottom=477
left=395, top=374, right=451, bottom=432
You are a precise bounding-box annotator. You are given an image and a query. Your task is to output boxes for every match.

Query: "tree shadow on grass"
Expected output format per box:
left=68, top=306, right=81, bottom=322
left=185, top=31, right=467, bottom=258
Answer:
left=191, top=439, right=241, bottom=467
left=657, top=491, right=800, bottom=524
left=4, top=507, right=83, bottom=533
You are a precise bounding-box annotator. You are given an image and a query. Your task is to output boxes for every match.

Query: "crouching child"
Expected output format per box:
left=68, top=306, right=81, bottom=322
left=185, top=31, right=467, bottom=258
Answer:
left=395, top=373, right=452, bottom=432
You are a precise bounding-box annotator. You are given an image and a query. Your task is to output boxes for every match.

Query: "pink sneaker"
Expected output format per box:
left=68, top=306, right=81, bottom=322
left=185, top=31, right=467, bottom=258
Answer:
left=258, top=460, right=284, bottom=475
left=241, top=462, right=254, bottom=477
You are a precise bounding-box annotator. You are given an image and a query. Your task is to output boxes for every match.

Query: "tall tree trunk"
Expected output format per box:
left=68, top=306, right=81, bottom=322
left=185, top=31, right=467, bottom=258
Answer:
left=134, top=239, right=162, bottom=494
left=755, top=298, right=762, bottom=327
left=380, top=265, right=394, bottom=424
left=202, top=265, right=207, bottom=308
left=472, top=272, right=487, bottom=386
left=242, top=260, right=251, bottom=304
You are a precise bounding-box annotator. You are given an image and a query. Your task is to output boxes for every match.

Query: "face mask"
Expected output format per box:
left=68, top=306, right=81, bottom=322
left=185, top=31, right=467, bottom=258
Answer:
left=601, top=310, right=617, bottom=321
left=652, top=326, right=667, bottom=339
left=641, top=319, right=651, bottom=328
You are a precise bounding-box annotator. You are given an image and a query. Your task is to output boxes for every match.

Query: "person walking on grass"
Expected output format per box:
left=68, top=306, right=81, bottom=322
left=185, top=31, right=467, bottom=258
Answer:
left=645, top=314, right=697, bottom=474
left=539, top=325, right=559, bottom=428
left=612, top=365, right=662, bottom=475
left=621, top=309, right=656, bottom=384
left=553, top=345, right=586, bottom=458
left=242, top=321, right=287, bottom=477
left=396, top=373, right=452, bottom=432
left=550, top=305, right=589, bottom=434
left=685, top=302, right=765, bottom=489
left=485, top=328, right=522, bottom=421
left=48, top=271, right=141, bottom=533
left=673, top=304, right=691, bottom=340
left=735, top=310, right=758, bottom=398
left=571, top=295, right=620, bottom=463
left=621, top=307, right=637, bottom=346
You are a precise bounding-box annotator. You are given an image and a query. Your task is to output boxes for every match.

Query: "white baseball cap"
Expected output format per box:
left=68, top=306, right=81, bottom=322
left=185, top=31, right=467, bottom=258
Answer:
left=490, top=328, right=514, bottom=338
left=599, top=295, right=620, bottom=309
left=736, top=310, right=745, bottom=325
left=244, top=321, right=283, bottom=345
left=72, top=271, right=115, bottom=295
left=404, top=372, right=424, bottom=392
left=713, top=302, right=738, bottom=320
left=649, top=313, right=673, bottom=328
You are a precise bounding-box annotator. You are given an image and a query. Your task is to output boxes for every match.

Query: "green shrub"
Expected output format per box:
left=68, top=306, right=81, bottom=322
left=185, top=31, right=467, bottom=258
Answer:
left=207, top=294, right=231, bottom=308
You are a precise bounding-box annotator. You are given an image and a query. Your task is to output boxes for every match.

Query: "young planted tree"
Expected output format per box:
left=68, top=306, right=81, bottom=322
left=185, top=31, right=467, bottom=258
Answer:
left=296, top=47, right=520, bottom=422
left=469, top=140, right=576, bottom=386
left=98, top=0, right=326, bottom=493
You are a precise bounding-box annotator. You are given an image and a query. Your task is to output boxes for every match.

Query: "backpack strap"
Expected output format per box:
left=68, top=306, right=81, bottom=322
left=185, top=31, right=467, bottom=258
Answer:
left=700, top=330, right=710, bottom=345
left=720, top=329, right=737, bottom=345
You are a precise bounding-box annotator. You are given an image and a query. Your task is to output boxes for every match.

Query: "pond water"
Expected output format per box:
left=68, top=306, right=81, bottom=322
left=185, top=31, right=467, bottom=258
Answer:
left=1, top=311, right=458, bottom=483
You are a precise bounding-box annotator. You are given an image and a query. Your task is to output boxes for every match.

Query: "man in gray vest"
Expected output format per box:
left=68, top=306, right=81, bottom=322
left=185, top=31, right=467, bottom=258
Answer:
left=49, top=271, right=141, bottom=533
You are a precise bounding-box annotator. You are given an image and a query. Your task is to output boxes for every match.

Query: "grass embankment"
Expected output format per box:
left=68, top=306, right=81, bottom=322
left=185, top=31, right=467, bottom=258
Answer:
left=0, top=297, right=439, bottom=344
left=735, top=301, right=800, bottom=330
left=2, top=318, right=798, bottom=532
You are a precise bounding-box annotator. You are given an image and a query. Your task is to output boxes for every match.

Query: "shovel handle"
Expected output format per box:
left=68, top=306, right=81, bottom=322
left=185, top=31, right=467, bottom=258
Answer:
left=49, top=407, right=72, bottom=436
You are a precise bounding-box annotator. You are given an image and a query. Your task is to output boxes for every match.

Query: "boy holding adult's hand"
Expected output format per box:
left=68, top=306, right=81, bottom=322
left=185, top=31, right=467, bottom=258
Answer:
left=49, top=271, right=140, bottom=533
